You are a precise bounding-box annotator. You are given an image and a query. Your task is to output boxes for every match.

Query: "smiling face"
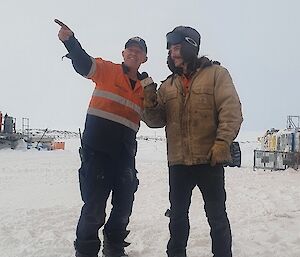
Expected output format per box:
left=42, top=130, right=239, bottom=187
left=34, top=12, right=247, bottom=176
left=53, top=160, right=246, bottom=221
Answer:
left=122, top=45, right=147, bottom=71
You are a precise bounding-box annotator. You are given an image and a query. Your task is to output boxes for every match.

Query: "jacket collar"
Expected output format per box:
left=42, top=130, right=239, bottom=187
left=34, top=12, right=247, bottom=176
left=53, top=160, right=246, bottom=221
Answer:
left=122, top=63, right=143, bottom=80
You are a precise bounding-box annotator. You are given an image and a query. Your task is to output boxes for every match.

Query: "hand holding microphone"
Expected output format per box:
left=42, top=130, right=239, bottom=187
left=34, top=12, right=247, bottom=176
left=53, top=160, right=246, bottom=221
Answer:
left=140, top=72, right=158, bottom=108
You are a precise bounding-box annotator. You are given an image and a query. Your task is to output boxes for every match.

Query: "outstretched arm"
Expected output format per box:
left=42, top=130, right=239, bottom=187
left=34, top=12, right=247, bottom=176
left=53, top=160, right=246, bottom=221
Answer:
left=54, top=19, right=94, bottom=77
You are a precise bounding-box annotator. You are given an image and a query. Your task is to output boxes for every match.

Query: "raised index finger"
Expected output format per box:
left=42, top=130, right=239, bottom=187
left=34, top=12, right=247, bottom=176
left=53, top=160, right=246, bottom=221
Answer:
left=54, top=19, right=71, bottom=30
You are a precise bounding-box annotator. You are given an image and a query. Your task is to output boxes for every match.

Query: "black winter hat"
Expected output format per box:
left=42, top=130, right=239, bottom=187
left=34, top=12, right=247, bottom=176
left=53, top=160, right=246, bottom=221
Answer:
left=166, top=26, right=201, bottom=54
left=125, top=36, right=147, bottom=54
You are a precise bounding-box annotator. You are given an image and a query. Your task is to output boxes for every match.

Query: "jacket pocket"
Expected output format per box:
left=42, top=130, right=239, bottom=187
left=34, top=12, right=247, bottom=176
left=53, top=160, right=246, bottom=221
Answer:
left=165, top=90, right=178, bottom=102
left=191, top=86, right=214, bottom=109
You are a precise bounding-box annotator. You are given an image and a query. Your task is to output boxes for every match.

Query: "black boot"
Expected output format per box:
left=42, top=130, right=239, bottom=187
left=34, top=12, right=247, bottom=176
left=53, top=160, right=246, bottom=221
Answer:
left=102, top=230, right=130, bottom=257
left=167, top=249, right=187, bottom=257
left=167, top=253, right=187, bottom=257
left=75, top=251, right=98, bottom=257
left=74, top=239, right=100, bottom=257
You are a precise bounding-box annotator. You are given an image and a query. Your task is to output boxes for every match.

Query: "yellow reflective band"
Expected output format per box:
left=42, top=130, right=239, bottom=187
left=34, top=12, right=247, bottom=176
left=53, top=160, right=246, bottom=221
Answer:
left=92, top=89, right=143, bottom=116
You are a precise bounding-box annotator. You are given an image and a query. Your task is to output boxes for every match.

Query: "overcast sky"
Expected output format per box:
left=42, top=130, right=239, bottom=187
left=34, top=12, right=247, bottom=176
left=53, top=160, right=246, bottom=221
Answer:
left=1, top=0, right=299, bottom=135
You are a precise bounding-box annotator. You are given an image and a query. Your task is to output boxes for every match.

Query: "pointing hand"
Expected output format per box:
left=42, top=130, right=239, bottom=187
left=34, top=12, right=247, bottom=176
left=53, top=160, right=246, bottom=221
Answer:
left=54, top=19, right=74, bottom=41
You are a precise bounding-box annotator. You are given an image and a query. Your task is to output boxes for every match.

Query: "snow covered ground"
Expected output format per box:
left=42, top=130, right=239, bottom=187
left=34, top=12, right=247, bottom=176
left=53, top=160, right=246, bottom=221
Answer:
left=0, top=127, right=300, bottom=257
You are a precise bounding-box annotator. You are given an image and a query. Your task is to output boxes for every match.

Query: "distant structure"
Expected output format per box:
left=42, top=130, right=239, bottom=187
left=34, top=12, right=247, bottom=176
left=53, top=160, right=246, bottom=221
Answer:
left=286, top=115, right=300, bottom=129
left=254, top=115, right=300, bottom=171
left=0, top=111, right=22, bottom=149
left=0, top=110, right=65, bottom=150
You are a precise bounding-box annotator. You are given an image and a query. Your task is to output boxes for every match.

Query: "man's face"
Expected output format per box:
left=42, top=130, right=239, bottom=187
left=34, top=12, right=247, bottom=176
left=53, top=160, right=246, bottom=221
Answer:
left=169, top=44, right=184, bottom=68
left=122, top=45, right=147, bottom=70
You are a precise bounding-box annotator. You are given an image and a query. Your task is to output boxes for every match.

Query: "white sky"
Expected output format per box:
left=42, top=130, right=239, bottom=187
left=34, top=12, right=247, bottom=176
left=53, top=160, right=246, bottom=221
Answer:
left=1, top=0, right=299, bottom=134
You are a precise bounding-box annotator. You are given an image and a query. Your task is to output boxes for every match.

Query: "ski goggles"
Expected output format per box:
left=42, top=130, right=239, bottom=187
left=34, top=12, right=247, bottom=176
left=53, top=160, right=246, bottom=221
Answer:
left=166, top=31, right=198, bottom=49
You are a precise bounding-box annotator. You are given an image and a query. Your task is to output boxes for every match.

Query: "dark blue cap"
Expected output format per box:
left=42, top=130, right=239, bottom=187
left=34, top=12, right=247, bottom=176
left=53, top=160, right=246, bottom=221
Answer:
left=125, top=36, right=147, bottom=54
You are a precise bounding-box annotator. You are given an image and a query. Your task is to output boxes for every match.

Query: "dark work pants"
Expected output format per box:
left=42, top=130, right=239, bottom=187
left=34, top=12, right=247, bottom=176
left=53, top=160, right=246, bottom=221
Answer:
left=75, top=145, right=139, bottom=256
left=167, top=164, right=232, bottom=257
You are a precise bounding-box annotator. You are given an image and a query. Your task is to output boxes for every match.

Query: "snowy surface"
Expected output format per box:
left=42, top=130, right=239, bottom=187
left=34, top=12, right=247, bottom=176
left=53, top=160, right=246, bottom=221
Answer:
left=0, top=128, right=300, bottom=257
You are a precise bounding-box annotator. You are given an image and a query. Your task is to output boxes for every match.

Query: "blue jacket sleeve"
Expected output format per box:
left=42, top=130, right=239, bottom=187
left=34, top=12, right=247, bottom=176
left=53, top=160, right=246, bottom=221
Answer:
left=62, top=36, right=92, bottom=77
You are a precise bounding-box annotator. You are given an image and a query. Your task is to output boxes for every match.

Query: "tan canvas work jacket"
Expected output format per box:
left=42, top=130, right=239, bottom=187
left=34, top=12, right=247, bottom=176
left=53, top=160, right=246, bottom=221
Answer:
left=143, top=64, right=243, bottom=166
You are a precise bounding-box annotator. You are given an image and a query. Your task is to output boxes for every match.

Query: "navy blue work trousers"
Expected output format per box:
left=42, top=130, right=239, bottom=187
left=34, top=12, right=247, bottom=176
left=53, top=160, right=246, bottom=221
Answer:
left=74, top=144, right=138, bottom=256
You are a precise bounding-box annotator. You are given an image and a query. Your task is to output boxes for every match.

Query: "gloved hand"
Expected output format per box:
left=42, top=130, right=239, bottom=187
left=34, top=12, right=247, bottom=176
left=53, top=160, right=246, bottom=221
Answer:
left=140, top=75, right=158, bottom=108
left=207, top=140, right=232, bottom=166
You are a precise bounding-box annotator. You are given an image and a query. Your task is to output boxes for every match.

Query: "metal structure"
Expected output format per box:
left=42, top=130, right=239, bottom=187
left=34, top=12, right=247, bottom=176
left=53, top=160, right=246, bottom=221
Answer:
left=286, top=115, right=300, bottom=129
left=0, top=112, right=23, bottom=149
left=22, top=117, right=30, bottom=140
left=0, top=111, right=2, bottom=132
left=254, top=150, right=299, bottom=171
left=255, top=115, right=300, bottom=171
left=0, top=111, right=65, bottom=151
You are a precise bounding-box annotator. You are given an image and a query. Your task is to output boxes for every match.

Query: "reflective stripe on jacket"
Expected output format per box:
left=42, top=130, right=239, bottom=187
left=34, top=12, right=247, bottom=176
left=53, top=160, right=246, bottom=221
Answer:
left=87, top=58, right=144, bottom=132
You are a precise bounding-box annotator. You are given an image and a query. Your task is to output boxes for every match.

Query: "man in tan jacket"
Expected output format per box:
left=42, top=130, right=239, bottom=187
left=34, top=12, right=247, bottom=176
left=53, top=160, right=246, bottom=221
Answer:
left=142, top=26, right=243, bottom=257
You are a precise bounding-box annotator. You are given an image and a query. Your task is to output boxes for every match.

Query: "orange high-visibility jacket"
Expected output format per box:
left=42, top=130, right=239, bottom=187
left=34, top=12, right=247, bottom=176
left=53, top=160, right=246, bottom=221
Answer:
left=86, top=58, right=144, bottom=132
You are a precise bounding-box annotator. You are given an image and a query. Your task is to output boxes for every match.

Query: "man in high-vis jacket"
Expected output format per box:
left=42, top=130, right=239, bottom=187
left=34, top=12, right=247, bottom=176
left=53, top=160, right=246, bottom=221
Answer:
left=55, top=19, right=151, bottom=257
left=143, top=26, right=243, bottom=257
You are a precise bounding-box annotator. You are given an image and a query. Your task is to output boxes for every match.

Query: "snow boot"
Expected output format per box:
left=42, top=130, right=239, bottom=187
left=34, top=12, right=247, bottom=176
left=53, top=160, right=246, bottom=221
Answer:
left=75, top=251, right=98, bottom=257
left=102, top=230, right=130, bottom=257
left=167, top=250, right=187, bottom=257
left=168, top=254, right=187, bottom=257
left=74, top=239, right=100, bottom=257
